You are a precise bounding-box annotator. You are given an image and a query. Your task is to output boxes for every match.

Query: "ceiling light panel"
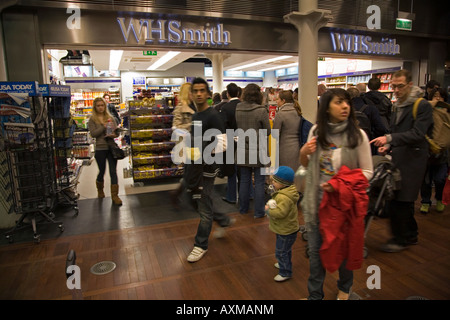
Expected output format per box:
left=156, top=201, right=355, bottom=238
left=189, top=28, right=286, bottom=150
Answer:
left=109, top=50, right=123, bottom=71
left=147, top=51, right=181, bottom=70
left=228, top=55, right=293, bottom=71
left=258, top=62, right=298, bottom=72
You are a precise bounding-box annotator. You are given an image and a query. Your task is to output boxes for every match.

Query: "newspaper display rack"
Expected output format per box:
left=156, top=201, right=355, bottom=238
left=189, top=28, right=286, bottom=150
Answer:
left=0, top=81, right=64, bottom=243
left=42, top=84, right=81, bottom=215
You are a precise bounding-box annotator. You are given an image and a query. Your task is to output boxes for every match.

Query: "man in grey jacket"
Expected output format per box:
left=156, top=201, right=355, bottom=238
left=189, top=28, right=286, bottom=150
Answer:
left=371, top=69, right=433, bottom=252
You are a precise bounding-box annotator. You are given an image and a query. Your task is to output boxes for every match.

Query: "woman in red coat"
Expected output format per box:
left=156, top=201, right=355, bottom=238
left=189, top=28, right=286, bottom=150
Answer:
left=299, top=88, right=373, bottom=300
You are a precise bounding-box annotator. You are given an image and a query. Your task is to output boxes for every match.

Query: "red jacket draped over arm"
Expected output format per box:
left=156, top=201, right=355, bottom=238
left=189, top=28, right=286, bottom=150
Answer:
left=319, top=165, right=369, bottom=273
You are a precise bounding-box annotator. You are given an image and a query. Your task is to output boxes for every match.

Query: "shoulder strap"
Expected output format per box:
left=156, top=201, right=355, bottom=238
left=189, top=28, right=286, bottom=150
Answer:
left=412, top=98, right=425, bottom=120
left=359, top=104, right=368, bottom=113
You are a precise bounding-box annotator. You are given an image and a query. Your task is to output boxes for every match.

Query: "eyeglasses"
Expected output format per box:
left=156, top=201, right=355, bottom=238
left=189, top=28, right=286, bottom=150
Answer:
left=391, top=83, right=408, bottom=90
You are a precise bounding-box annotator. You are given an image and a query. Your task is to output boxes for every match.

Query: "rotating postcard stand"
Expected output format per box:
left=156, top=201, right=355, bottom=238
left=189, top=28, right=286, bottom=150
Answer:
left=0, top=82, right=64, bottom=243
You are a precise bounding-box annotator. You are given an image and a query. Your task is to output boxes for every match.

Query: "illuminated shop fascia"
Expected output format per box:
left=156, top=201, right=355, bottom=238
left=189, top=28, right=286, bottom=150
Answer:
left=330, top=32, right=400, bottom=55
left=117, top=17, right=232, bottom=46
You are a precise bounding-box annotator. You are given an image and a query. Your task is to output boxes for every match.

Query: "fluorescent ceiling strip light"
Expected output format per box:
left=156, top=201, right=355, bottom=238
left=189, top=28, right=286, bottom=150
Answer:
left=147, top=51, right=181, bottom=70
left=258, top=62, right=298, bottom=72
left=228, top=55, right=293, bottom=71
left=109, top=50, right=123, bottom=71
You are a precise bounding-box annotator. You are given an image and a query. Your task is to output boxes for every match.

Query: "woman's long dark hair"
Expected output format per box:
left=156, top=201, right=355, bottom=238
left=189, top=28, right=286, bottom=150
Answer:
left=315, top=88, right=362, bottom=149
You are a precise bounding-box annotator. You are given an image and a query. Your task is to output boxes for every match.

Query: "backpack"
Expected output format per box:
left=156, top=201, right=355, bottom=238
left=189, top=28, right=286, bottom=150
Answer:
left=412, top=98, right=450, bottom=154
left=298, top=116, right=313, bottom=147
left=355, top=104, right=371, bottom=139
left=364, top=94, right=392, bottom=129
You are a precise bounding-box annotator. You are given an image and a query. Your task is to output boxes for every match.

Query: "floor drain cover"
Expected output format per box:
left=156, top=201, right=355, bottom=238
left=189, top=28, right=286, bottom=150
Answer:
left=90, top=261, right=116, bottom=275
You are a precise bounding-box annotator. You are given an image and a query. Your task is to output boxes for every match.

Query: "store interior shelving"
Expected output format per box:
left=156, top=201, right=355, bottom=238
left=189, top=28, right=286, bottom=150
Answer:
left=127, top=99, right=182, bottom=182
left=72, top=129, right=94, bottom=159
left=71, top=89, right=121, bottom=115
left=316, top=67, right=400, bottom=100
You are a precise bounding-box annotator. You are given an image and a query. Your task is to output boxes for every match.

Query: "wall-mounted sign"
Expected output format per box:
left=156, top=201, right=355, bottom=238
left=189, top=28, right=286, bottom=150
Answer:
left=143, top=51, right=157, bottom=56
left=39, top=84, right=71, bottom=97
left=133, top=77, right=146, bottom=85
left=330, top=32, right=400, bottom=55
left=117, top=18, right=232, bottom=47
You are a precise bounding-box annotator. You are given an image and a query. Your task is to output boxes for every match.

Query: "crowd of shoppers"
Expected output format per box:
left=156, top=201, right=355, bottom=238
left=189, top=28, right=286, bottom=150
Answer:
left=85, top=69, right=447, bottom=299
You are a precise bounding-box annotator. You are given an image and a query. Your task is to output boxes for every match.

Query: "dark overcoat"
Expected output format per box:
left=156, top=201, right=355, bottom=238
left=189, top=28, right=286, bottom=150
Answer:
left=390, top=99, right=433, bottom=202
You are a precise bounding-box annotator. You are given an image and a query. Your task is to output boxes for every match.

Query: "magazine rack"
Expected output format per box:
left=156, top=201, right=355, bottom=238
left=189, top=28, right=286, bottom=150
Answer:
left=0, top=81, right=64, bottom=243
left=43, top=84, right=80, bottom=215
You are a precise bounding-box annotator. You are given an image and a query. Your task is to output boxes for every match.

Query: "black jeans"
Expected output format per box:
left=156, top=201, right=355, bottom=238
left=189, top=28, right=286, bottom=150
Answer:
left=192, top=176, right=231, bottom=250
left=94, top=149, right=118, bottom=185
left=388, top=200, right=418, bottom=244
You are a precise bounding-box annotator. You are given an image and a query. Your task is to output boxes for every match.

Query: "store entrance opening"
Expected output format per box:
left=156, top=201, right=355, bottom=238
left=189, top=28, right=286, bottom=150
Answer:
left=46, top=48, right=403, bottom=200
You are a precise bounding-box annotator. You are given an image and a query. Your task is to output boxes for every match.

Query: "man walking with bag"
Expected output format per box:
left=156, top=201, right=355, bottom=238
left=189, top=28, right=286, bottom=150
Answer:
left=371, top=69, right=434, bottom=252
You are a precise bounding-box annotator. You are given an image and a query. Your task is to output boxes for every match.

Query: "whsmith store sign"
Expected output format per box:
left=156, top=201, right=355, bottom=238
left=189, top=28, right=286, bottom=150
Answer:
left=330, top=32, right=401, bottom=55
left=117, top=17, right=232, bottom=46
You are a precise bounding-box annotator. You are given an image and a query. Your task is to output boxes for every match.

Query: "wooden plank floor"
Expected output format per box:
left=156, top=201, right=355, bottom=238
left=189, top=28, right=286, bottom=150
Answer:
left=0, top=202, right=449, bottom=300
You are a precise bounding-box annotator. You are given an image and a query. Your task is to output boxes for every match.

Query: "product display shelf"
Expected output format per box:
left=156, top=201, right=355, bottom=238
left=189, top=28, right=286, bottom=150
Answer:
left=108, top=89, right=121, bottom=105
left=317, top=67, right=400, bottom=94
left=372, top=71, right=395, bottom=100
left=72, top=129, right=94, bottom=159
left=324, top=76, right=347, bottom=88
left=71, top=89, right=121, bottom=115
left=128, top=103, right=182, bottom=182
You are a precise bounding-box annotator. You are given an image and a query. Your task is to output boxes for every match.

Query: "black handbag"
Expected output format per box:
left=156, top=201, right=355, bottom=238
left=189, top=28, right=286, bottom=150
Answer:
left=106, top=137, right=125, bottom=160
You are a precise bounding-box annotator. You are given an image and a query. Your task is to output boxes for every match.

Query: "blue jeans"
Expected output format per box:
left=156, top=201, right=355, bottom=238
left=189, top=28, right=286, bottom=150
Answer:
left=238, top=166, right=265, bottom=217
left=194, top=176, right=231, bottom=250
left=276, top=232, right=298, bottom=277
left=94, top=149, right=118, bottom=185
left=306, top=222, right=353, bottom=300
left=420, top=162, right=448, bottom=203
left=225, top=166, right=238, bottom=202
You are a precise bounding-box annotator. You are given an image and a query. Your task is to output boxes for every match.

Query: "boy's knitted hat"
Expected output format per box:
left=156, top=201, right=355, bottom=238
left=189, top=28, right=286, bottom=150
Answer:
left=273, top=166, right=294, bottom=186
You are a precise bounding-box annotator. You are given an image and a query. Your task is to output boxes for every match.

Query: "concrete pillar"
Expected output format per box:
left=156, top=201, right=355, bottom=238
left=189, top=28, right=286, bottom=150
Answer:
left=209, top=53, right=224, bottom=94
left=299, top=0, right=318, bottom=12
left=284, top=7, right=332, bottom=123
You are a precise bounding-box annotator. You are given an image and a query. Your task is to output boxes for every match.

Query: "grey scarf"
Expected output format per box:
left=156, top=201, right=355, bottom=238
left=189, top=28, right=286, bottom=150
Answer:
left=393, top=86, right=423, bottom=124
left=301, top=120, right=359, bottom=227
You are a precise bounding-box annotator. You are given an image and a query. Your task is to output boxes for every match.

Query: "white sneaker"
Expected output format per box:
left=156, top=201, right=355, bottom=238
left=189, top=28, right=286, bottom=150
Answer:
left=187, top=246, right=207, bottom=262
left=274, top=262, right=280, bottom=269
left=274, top=274, right=291, bottom=282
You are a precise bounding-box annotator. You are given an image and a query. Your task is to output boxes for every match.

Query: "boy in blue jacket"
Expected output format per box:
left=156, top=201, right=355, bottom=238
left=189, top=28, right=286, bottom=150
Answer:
left=265, top=166, right=300, bottom=281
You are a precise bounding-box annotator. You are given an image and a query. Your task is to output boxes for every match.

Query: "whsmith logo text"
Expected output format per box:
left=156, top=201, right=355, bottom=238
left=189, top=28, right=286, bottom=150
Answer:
left=330, top=32, right=400, bottom=55
left=117, top=18, right=232, bottom=46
